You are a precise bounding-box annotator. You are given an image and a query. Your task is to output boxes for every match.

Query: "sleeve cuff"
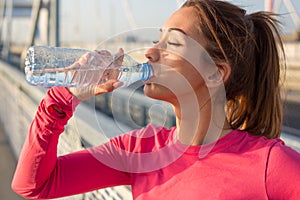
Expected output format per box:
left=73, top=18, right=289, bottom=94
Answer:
left=44, top=87, right=81, bottom=119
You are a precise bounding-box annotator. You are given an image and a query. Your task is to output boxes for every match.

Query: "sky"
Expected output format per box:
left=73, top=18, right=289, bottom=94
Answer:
left=58, top=0, right=300, bottom=46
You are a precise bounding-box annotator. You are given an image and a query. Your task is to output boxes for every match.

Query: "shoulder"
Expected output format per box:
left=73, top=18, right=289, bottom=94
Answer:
left=236, top=130, right=300, bottom=160
left=266, top=137, right=300, bottom=198
left=225, top=130, right=284, bottom=153
left=224, top=130, right=298, bottom=165
left=226, top=131, right=300, bottom=198
left=267, top=140, right=300, bottom=170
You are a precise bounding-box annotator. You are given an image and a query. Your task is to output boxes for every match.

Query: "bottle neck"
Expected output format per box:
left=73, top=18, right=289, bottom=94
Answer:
left=141, top=63, right=153, bottom=81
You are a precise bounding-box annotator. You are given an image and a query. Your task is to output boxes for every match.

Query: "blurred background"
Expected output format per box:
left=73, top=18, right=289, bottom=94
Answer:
left=0, top=0, right=299, bottom=199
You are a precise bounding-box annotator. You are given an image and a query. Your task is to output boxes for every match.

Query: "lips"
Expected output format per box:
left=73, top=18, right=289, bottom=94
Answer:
left=145, top=76, right=155, bottom=85
left=145, top=81, right=152, bottom=85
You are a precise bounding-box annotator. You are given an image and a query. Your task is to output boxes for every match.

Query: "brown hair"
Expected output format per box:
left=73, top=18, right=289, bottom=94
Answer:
left=182, top=0, right=286, bottom=138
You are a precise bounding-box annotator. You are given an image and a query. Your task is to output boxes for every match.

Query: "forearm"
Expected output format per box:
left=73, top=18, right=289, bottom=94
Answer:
left=11, top=87, right=80, bottom=198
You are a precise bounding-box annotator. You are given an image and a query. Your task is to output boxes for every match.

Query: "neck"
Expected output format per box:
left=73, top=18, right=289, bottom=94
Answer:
left=173, top=94, right=231, bottom=146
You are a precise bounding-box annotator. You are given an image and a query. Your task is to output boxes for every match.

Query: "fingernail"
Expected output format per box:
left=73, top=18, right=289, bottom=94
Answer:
left=113, top=81, right=124, bottom=89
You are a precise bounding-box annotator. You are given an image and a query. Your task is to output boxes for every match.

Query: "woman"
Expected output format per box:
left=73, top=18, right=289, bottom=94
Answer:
left=12, top=0, right=300, bottom=199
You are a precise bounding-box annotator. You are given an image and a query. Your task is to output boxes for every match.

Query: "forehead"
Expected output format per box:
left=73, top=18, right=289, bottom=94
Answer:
left=162, top=7, right=203, bottom=43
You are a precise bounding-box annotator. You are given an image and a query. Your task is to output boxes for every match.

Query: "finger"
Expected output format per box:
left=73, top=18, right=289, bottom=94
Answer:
left=114, top=48, right=124, bottom=67
left=78, top=52, right=102, bottom=67
left=77, top=53, right=91, bottom=66
left=113, top=81, right=124, bottom=89
left=117, top=48, right=124, bottom=55
left=98, top=67, right=121, bottom=84
left=94, top=50, right=115, bottom=68
left=95, top=50, right=112, bottom=56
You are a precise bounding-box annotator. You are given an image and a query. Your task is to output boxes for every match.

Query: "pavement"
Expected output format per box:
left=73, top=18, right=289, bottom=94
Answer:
left=0, top=125, right=25, bottom=200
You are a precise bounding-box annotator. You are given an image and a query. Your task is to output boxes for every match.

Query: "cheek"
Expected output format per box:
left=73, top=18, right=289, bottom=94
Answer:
left=185, top=66, right=206, bottom=89
left=161, top=49, right=207, bottom=81
left=163, top=63, right=204, bottom=90
left=173, top=59, right=206, bottom=91
left=147, top=52, right=207, bottom=100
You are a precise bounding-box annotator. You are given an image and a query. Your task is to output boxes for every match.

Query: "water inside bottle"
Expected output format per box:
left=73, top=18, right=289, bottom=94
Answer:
left=117, top=63, right=151, bottom=87
left=25, top=64, right=76, bottom=87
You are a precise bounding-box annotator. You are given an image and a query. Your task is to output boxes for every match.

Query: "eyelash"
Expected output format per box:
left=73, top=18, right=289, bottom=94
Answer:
left=152, top=40, right=182, bottom=46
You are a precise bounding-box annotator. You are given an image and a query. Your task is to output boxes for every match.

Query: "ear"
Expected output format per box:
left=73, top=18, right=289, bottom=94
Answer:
left=206, top=62, right=231, bottom=88
left=216, top=62, right=231, bottom=83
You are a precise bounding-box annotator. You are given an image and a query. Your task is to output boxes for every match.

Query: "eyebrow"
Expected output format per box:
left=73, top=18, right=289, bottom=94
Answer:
left=159, top=28, right=187, bottom=35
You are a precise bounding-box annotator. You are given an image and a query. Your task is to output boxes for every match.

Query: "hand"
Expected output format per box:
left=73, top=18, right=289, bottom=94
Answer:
left=67, top=48, right=124, bottom=101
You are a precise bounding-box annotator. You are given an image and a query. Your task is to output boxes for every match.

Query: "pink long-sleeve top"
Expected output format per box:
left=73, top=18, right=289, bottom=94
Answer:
left=12, top=87, right=300, bottom=199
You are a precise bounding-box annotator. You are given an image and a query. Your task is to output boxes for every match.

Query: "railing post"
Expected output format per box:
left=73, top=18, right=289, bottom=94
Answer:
left=49, top=0, right=59, bottom=47
left=28, top=0, right=42, bottom=47
left=1, top=0, right=12, bottom=61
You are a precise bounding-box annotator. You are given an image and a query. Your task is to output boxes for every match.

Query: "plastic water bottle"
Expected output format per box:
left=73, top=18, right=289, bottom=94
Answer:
left=24, top=46, right=153, bottom=88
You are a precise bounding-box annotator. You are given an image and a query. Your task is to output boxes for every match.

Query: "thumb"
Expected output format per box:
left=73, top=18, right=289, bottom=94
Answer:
left=94, top=80, right=123, bottom=95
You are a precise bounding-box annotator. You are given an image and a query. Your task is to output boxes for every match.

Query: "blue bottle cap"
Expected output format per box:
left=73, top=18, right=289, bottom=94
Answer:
left=141, top=63, right=153, bottom=81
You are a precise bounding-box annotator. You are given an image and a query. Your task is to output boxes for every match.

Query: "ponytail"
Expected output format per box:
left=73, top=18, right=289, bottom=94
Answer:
left=247, top=12, right=284, bottom=138
left=227, top=12, right=285, bottom=138
left=183, top=1, right=286, bottom=138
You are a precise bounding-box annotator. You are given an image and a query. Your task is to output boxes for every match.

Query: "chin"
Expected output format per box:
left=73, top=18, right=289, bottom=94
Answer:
left=143, top=83, right=176, bottom=103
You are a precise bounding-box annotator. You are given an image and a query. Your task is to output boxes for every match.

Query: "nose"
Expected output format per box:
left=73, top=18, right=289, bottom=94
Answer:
left=145, top=45, right=160, bottom=62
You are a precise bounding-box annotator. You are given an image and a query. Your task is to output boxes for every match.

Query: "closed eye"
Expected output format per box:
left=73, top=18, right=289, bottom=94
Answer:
left=167, top=41, right=182, bottom=46
left=152, top=40, right=183, bottom=47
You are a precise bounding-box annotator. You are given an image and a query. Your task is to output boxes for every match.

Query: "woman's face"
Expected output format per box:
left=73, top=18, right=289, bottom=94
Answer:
left=144, top=7, right=215, bottom=105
